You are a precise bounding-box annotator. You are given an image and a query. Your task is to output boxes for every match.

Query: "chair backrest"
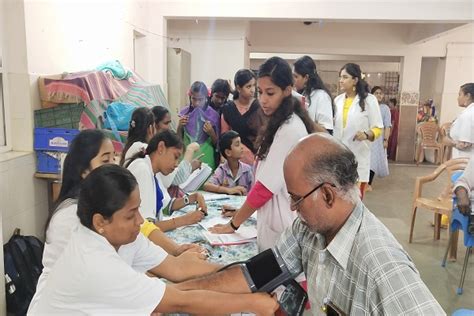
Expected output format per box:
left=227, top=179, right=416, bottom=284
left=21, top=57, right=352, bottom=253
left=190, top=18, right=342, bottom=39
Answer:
left=440, top=122, right=452, bottom=138
left=418, top=122, right=440, bottom=145
left=445, top=157, right=469, bottom=179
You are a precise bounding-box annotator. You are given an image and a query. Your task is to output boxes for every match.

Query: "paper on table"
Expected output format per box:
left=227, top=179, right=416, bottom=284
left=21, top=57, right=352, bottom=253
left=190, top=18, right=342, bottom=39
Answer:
left=202, top=226, right=257, bottom=246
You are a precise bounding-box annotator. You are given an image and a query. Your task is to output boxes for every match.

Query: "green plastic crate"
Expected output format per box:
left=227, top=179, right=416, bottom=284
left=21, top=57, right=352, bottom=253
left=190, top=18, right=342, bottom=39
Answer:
left=34, top=103, right=85, bottom=129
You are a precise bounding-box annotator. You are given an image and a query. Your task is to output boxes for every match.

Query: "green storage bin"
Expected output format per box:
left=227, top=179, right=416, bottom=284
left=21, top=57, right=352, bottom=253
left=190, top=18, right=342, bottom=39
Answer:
left=34, top=103, right=85, bottom=129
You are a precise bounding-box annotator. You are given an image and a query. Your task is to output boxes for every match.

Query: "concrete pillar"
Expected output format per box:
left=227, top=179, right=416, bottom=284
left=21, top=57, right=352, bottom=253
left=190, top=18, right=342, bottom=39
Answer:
left=397, top=54, right=422, bottom=162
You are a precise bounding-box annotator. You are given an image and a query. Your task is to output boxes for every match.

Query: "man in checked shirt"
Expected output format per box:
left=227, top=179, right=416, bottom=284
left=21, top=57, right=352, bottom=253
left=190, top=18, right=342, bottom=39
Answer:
left=177, top=133, right=445, bottom=315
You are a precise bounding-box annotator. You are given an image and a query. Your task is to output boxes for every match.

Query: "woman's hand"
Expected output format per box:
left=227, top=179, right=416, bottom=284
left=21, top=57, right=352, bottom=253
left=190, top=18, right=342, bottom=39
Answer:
left=182, top=209, right=205, bottom=225
left=353, top=131, right=368, bottom=142
left=208, top=222, right=235, bottom=234
left=455, top=141, right=472, bottom=150
left=192, top=192, right=208, bottom=213
left=174, top=243, right=207, bottom=257
left=203, top=121, right=216, bottom=138
left=251, top=292, right=279, bottom=316
left=191, top=154, right=204, bottom=171
left=178, top=115, right=189, bottom=127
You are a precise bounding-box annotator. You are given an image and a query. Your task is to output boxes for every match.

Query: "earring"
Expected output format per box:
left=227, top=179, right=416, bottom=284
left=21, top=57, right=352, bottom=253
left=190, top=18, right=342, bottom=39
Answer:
left=98, top=228, right=104, bottom=234
left=352, top=86, right=356, bottom=92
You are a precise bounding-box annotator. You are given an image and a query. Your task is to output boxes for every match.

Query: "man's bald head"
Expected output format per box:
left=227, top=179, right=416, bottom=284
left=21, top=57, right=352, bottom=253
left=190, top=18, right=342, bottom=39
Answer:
left=284, top=133, right=359, bottom=202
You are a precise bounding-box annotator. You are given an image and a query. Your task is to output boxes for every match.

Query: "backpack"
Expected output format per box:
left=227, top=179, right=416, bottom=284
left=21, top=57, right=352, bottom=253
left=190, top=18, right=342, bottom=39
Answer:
left=3, top=228, right=44, bottom=316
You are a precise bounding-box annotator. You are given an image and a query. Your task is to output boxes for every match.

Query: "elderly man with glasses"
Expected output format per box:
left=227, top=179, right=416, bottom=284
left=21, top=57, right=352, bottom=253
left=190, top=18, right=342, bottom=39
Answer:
left=177, top=133, right=444, bottom=315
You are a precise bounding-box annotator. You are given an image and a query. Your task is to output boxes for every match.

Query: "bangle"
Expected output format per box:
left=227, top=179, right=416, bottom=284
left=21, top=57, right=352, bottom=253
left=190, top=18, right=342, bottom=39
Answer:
left=363, top=131, right=369, bottom=140
left=229, top=219, right=240, bottom=231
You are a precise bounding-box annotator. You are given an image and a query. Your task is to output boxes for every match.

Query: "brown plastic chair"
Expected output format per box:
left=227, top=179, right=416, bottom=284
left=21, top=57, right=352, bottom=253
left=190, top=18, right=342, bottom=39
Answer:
left=409, top=158, right=469, bottom=245
left=415, top=122, right=442, bottom=165
left=439, top=122, right=454, bottom=163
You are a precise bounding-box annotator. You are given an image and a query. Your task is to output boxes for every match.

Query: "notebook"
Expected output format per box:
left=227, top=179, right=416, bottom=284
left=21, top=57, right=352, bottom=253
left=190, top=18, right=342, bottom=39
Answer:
left=179, top=163, right=212, bottom=193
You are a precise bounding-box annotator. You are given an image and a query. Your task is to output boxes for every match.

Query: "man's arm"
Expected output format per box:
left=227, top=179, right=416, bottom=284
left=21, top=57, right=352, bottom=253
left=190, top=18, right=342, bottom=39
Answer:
left=175, top=265, right=251, bottom=293
left=154, top=285, right=278, bottom=315
left=454, top=158, right=474, bottom=215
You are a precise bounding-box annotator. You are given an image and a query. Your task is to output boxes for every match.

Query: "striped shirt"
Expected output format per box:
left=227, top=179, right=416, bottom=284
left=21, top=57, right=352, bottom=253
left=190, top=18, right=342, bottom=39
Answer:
left=276, top=201, right=445, bottom=315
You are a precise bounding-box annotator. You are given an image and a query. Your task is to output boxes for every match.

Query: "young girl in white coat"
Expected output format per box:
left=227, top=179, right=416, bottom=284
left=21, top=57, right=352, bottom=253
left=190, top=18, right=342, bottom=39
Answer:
left=210, top=57, right=315, bottom=251
left=334, top=63, right=384, bottom=199
left=127, top=130, right=207, bottom=232
left=293, top=55, right=334, bottom=134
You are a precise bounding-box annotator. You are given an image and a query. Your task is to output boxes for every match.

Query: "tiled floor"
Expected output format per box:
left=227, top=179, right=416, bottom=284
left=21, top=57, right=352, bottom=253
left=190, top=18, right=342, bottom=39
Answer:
left=364, top=163, right=473, bottom=314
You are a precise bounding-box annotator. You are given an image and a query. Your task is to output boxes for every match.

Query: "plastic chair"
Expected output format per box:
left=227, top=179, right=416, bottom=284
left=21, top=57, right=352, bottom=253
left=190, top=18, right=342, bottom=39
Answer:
left=439, top=122, right=454, bottom=163
left=441, top=200, right=474, bottom=295
left=415, top=122, right=442, bottom=165
left=409, top=158, right=469, bottom=244
left=451, top=309, right=474, bottom=316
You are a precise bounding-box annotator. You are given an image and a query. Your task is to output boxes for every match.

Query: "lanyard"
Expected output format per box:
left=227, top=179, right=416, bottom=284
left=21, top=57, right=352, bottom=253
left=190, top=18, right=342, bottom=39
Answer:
left=153, top=176, right=164, bottom=219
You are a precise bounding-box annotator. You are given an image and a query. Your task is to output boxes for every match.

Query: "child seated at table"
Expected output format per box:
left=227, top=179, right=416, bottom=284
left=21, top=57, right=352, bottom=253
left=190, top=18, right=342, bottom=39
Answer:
left=203, top=131, right=253, bottom=195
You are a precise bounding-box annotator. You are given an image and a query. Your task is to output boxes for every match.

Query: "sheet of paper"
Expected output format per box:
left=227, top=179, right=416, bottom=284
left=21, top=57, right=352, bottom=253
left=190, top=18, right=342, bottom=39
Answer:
left=202, top=226, right=257, bottom=246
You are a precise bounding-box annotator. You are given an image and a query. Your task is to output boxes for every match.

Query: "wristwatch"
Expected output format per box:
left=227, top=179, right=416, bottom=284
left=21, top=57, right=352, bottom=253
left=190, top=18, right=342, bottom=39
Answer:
left=183, top=193, right=190, bottom=206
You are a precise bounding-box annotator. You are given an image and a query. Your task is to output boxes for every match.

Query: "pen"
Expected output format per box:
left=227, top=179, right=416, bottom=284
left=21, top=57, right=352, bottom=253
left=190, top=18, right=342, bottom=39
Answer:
left=197, top=207, right=208, bottom=216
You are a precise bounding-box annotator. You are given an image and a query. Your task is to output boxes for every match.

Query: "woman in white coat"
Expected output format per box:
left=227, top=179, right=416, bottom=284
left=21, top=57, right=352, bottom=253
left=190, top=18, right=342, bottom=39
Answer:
left=209, top=57, right=317, bottom=251
left=334, top=63, right=384, bottom=198
left=293, top=55, right=334, bottom=134
left=450, top=82, right=474, bottom=159
left=29, top=165, right=278, bottom=315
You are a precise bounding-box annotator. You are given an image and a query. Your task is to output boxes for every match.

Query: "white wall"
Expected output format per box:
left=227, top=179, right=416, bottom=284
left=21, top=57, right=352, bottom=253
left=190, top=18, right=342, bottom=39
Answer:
left=167, top=20, right=248, bottom=87
left=419, top=57, right=446, bottom=113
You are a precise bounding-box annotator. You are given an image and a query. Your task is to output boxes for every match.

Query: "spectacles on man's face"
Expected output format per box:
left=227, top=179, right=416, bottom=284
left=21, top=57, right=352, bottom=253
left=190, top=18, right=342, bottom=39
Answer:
left=289, top=182, right=336, bottom=210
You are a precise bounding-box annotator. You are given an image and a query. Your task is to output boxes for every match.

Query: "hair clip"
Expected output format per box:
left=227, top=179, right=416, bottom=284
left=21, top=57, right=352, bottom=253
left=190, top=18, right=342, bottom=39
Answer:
left=130, top=120, right=136, bottom=128
left=361, top=73, right=366, bottom=80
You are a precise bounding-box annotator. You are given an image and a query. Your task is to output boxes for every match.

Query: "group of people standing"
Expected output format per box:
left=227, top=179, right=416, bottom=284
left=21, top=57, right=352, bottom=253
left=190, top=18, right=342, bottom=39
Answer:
left=29, top=55, right=424, bottom=315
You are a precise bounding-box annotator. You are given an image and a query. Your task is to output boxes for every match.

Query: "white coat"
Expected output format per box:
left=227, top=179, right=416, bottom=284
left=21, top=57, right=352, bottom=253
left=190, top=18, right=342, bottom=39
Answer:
left=450, top=102, right=474, bottom=159
left=334, top=93, right=384, bottom=182
left=255, top=114, right=308, bottom=251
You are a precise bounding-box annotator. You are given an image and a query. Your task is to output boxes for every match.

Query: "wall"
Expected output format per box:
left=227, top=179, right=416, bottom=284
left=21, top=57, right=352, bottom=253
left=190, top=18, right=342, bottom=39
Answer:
left=167, top=20, right=248, bottom=88
left=419, top=57, right=446, bottom=114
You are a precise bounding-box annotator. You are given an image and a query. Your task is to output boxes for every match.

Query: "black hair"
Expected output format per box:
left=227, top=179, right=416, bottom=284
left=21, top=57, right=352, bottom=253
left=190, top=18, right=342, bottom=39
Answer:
left=293, top=55, right=334, bottom=113
left=125, top=129, right=183, bottom=168
left=77, top=164, right=137, bottom=230
left=45, top=129, right=108, bottom=234
left=370, top=86, right=383, bottom=94
left=211, top=79, right=231, bottom=96
left=189, top=81, right=209, bottom=107
left=256, top=57, right=314, bottom=159
left=120, top=107, right=154, bottom=166
left=389, top=98, right=397, bottom=107
left=233, top=69, right=256, bottom=100
left=152, top=106, right=170, bottom=126
left=219, top=130, right=240, bottom=159
left=340, top=63, right=370, bottom=111
left=460, top=83, right=474, bottom=102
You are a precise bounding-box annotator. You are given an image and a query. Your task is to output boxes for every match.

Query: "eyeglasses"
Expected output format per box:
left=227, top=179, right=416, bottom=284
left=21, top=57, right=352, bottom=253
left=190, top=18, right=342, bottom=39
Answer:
left=289, top=182, right=335, bottom=209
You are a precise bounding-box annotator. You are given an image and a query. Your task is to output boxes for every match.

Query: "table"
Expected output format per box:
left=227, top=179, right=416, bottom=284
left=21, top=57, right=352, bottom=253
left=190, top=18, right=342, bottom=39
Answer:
left=165, top=193, right=258, bottom=264
left=34, top=172, right=61, bottom=210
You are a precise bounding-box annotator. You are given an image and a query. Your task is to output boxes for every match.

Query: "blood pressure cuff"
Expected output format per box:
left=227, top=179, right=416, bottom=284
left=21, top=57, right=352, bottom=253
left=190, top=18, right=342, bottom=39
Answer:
left=240, top=247, right=292, bottom=293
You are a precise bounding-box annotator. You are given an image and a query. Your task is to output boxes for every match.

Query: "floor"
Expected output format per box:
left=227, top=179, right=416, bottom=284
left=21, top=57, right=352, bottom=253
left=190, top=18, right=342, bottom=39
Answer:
left=364, top=163, right=473, bottom=314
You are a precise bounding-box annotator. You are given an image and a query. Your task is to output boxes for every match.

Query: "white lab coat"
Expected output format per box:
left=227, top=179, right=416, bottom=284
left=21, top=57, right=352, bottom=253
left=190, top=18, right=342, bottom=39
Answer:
left=450, top=102, right=474, bottom=159
left=127, top=156, right=170, bottom=221
left=334, top=93, right=384, bottom=182
left=307, top=89, right=334, bottom=131
left=29, top=225, right=167, bottom=315
left=255, top=114, right=308, bottom=251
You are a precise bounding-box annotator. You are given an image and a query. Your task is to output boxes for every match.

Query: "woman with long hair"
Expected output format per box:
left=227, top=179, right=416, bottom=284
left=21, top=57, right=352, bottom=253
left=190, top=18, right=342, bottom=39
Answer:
left=210, top=57, right=315, bottom=250
left=293, top=55, right=334, bottom=133
left=120, top=107, right=155, bottom=166
left=221, top=69, right=266, bottom=165
left=333, top=63, right=383, bottom=198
